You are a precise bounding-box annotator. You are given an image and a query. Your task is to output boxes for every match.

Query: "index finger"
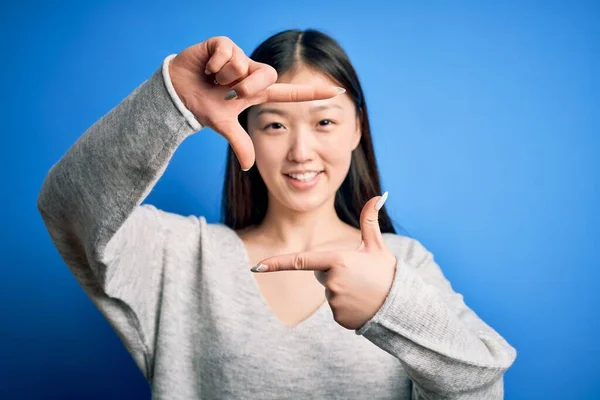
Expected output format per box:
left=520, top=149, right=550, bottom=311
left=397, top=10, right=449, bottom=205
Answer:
left=263, top=83, right=345, bottom=103
left=252, top=251, right=345, bottom=273
left=233, top=61, right=345, bottom=103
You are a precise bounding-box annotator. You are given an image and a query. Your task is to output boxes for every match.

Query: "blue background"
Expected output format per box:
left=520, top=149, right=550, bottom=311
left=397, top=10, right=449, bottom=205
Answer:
left=1, top=1, right=598, bottom=399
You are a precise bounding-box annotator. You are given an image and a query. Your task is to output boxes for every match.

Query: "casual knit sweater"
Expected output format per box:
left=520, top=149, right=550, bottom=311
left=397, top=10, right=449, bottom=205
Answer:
left=37, top=54, right=517, bottom=399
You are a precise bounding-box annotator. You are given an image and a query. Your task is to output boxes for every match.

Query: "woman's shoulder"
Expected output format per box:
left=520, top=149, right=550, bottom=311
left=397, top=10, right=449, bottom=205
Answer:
left=382, top=232, right=434, bottom=268
left=144, top=205, right=237, bottom=247
left=147, top=206, right=248, bottom=262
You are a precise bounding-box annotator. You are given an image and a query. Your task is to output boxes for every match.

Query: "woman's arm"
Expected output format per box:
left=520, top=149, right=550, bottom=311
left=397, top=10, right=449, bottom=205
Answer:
left=358, top=236, right=517, bottom=399
left=38, top=55, right=200, bottom=290
left=37, top=55, right=203, bottom=379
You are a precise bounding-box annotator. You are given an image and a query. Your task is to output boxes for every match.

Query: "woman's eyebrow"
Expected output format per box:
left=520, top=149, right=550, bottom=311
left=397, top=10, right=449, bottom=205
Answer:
left=255, top=108, right=287, bottom=117
left=255, top=104, right=344, bottom=117
left=309, top=104, right=343, bottom=112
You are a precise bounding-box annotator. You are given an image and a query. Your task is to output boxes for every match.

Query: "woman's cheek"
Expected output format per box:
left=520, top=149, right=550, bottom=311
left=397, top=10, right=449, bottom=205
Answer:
left=253, top=137, right=279, bottom=169
left=321, top=139, right=353, bottom=169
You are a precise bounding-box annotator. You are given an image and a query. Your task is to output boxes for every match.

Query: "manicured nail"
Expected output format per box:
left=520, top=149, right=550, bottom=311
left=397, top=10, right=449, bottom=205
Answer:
left=242, top=167, right=251, bottom=172
left=335, top=87, right=346, bottom=95
left=205, top=69, right=211, bottom=75
left=374, top=191, right=389, bottom=211
left=224, top=90, right=238, bottom=101
left=251, top=264, right=268, bottom=272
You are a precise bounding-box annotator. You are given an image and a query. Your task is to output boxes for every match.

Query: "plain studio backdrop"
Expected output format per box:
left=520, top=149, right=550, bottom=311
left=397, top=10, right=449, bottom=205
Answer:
left=1, top=1, right=598, bottom=399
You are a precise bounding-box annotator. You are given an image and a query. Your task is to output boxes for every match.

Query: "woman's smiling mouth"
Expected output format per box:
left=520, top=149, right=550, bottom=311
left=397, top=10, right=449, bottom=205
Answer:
left=284, top=170, right=324, bottom=189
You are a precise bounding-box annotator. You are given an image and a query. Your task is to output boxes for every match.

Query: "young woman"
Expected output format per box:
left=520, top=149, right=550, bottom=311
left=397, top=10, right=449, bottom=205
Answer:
left=38, top=29, right=517, bottom=399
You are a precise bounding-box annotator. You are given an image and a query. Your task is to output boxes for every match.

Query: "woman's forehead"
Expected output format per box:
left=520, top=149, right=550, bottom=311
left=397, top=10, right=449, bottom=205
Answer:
left=277, top=64, right=338, bottom=86
left=252, top=101, right=345, bottom=117
left=250, top=96, right=351, bottom=118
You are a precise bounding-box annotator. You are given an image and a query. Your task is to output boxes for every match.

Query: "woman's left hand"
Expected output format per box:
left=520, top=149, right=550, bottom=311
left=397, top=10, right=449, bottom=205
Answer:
left=251, top=193, right=398, bottom=330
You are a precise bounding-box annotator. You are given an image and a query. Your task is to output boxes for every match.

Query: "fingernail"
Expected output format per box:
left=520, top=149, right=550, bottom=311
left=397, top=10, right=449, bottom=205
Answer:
left=251, top=264, right=268, bottom=272
left=224, top=90, right=238, bottom=101
left=374, top=191, right=389, bottom=211
left=335, top=87, right=346, bottom=95
left=242, top=166, right=251, bottom=172
left=205, top=69, right=211, bottom=75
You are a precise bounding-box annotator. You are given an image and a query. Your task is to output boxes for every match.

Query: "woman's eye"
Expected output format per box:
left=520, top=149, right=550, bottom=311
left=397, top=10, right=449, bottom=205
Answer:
left=319, top=119, right=334, bottom=126
left=265, top=122, right=284, bottom=130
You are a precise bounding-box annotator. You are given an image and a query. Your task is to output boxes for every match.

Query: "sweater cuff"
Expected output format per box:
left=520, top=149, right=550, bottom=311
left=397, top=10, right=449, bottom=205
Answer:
left=357, top=256, right=462, bottom=350
left=162, top=54, right=202, bottom=132
left=357, top=255, right=455, bottom=344
left=356, top=256, right=404, bottom=336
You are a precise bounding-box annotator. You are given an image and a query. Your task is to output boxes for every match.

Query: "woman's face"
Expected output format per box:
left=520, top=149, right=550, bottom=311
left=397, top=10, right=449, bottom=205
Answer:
left=247, top=65, right=361, bottom=214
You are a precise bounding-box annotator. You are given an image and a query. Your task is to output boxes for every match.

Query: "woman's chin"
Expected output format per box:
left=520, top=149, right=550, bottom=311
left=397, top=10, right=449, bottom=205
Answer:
left=282, top=194, right=328, bottom=214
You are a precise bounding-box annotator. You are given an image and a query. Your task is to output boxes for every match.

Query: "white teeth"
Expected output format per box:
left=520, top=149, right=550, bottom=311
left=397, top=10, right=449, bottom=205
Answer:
left=288, top=171, right=320, bottom=181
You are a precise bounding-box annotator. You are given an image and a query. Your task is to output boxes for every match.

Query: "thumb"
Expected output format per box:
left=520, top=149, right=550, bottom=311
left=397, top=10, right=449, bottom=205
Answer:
left=212, top=119, right=255, bottom=171
left=359, top=191, right=388, bottom=249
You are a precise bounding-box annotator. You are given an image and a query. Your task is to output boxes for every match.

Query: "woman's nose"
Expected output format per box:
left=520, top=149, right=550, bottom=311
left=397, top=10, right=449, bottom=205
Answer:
left=287, top=129, right=315, bottom=163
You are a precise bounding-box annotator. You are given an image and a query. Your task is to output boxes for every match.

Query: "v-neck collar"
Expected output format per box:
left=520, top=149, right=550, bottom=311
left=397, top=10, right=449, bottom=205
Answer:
left=225, top=225, right=330, bottom=333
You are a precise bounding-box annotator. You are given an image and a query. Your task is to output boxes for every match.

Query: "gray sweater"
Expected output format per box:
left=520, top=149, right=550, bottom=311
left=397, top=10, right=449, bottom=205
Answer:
left=37, top=55, right=517, bottom=400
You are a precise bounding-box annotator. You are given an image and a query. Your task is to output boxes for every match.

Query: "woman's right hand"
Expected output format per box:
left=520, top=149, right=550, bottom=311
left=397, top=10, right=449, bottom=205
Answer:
left=168, top=36, right=344, bottom=171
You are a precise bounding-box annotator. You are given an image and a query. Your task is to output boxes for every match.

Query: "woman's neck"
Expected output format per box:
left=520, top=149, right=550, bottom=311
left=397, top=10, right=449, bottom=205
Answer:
left=255, top=196, right=353, bottom=252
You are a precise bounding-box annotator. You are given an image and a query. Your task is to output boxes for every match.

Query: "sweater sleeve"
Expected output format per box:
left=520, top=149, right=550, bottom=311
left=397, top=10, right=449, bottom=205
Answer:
left=357, top=236, right=517, bottom=399
left=37, top=54, right=203, bottom=380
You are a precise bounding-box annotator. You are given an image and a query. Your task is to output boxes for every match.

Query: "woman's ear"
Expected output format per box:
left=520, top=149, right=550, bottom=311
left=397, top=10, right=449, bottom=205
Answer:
left=351, top=115, right=362, bottom=150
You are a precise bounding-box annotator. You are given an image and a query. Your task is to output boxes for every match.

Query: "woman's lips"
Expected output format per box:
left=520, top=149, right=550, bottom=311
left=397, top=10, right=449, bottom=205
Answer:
left=284, top=171, right=323, bottom=190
